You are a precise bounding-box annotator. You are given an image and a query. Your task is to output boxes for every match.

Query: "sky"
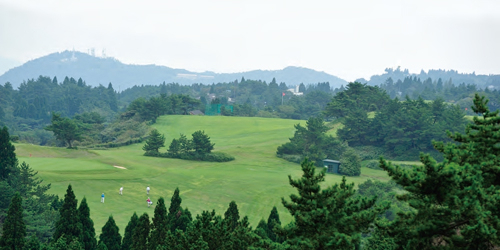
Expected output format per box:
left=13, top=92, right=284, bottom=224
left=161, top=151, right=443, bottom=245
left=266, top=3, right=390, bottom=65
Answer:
left=0, top=0, right=499, bottom=81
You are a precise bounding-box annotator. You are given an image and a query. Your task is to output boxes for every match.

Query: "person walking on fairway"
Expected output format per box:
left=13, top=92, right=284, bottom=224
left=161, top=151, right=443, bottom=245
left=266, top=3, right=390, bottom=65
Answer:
left=147, top=186, right=150, bottom=195
left=147, top=197, right=152, bottom=207
left=119, top=186, right=123, bottom=195
left=101, top=193, right=105, bottom=203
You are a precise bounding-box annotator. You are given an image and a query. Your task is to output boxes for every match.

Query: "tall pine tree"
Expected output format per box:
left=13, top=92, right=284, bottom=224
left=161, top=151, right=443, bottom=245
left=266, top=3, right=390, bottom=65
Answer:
left=0, top=193, right=26, bottom=250
left=53, top=184, right=82, bottom=245
left=223, top=201, right=240, bottom=231
left=266, top=206, right=282, bottom=242
left=282, top=158, right=386, bottom=249
left=148, top=197, right=168, bottom=250
left=131, top=213, right=150, bottom=250
left=0, top=126, right=17, bottom=180
left=99, top=216, right=121, bottom=250
left=121, top=212, right=138, bottom=250
left=78, top=197, right=97, bottom=250
left=378, top=94, right=500, bottom=249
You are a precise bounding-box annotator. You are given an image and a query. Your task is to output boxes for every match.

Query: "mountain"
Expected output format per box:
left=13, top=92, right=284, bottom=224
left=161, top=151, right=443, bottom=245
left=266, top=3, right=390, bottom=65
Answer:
left=0, top=51, right=347, bottom=89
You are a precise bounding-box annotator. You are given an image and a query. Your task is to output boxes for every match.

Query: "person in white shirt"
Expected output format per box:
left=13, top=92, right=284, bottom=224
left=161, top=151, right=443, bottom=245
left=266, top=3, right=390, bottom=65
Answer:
left=147, top=186, right=150, bottom=195
left=119, top=186, right=123, bottom=195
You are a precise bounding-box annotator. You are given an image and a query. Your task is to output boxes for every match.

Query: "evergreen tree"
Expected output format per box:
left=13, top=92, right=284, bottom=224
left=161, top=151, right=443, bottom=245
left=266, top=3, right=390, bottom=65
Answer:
left=96, top=242, right=108, bottom=250
left=190, top=130, right=214, bottom=155
left=166, top=188, right=192, bottom=232
left=0, top=126, right=17, bottom=180
left=148, top=198, right=168, bottom=250
left=78, top=197, right=97, bottom=250
left=0, top=193, right=26, bottom=250
left=378, top=94, right=500, bottom=249
left=254, top=219, right=269, bottom=239
left=44, top=113, right=82, bottom=148
left=223, top=201, right=240, bottom=231
left=142, top=129, right=165, bottom=154
left=266, top=206, right=282, bottom=242
left=282, top=158, right=386, bottom=249
left=131, top=213, right=150, bottom=250
left=53, top=184, right=82, bottom=245
left=121, top=212, right=138, bottom=250
left=99, top=216, right=121, bottom=250
left=24, top=235, right=41, bottom=250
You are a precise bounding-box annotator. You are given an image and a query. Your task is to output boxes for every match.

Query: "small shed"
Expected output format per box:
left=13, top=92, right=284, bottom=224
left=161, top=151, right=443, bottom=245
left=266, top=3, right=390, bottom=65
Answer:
left=323, top=159, right=341, bottom=174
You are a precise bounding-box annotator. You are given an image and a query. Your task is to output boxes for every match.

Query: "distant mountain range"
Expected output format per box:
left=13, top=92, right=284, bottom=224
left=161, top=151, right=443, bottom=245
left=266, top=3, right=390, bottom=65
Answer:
left=0, top=51, right=348, bottom=89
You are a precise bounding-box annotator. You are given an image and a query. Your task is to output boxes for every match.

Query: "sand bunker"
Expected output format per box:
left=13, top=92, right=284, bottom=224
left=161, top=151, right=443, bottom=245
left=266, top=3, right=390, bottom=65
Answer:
left=113, top=165, right=127, bottom=169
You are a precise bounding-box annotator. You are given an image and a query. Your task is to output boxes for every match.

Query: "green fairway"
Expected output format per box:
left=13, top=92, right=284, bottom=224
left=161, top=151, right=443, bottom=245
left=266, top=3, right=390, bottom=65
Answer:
left=15, top=115, right=391, bottom=234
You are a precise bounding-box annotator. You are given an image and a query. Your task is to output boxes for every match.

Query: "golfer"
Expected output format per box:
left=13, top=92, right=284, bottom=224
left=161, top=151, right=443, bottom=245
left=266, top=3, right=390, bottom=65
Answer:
left=119, top=186, right=123, bottom=195
left=147, top=197, right=152, bottom=207
left=101, top=193, right=105, bottom=203
left=147, top=186, right=150, bottom=195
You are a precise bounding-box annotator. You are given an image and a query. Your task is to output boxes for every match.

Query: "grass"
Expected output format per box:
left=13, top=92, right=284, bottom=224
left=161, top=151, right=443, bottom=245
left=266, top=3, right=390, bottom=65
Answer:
left=15, top=115, right=395, bottom=234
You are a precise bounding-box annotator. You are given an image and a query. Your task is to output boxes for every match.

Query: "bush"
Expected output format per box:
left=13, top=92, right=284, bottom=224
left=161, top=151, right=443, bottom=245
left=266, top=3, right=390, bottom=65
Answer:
left=339, top=148, right=361, bottom=176
left=147, top=151, right=235, bottom=162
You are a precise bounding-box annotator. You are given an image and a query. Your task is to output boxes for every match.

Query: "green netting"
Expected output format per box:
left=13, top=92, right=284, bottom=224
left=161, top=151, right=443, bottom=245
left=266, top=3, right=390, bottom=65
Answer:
left=205, top=104, right=233, bottom=116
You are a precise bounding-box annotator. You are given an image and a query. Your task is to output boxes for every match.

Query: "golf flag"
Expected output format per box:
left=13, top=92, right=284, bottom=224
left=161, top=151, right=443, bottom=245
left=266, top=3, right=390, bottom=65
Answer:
left=282, top=92, right=285, bottom=96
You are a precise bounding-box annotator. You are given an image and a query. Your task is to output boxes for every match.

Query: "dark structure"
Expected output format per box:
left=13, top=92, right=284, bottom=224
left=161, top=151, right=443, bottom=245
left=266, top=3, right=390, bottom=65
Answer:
left=323, top=159, right=341, bottom=174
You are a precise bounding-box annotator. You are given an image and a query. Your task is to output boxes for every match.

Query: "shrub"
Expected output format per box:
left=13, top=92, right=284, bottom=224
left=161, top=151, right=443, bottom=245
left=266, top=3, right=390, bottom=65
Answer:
left=339, top=148, right=361, bottom=176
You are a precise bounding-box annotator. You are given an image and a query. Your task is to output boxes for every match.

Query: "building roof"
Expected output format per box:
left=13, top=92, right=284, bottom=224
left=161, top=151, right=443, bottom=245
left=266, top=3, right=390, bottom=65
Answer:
left=323, top=159, right=340, bottom=163
left=190, top=110, right=204, bottom=115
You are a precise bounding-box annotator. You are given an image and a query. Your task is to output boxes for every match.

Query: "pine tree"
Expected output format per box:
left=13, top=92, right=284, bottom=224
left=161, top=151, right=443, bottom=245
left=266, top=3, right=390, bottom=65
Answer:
left=142, top=129, right=165, bottom=154
left=167, top=188, right=192, bottom=232
left=282, top=158, right=386, bottom=249
left=96, top=241, right=108, bottom=250
left=266, top=206, right=282, bottom=242
left=24, top=235, right=41, bottom=250
left=53, top=184, right=82, bottom=245
left=99, top=216, right=122, bottom=250
left=378, top=94, right=500, bottom=248
left=0, top=193, right=26, bottom=250
left=121, top=212, right=138, bottom=250
left=131, top=213, right=150, bottom=250
left=148, top=197, right=168, bottom=250
left=78, top=197, right=97, bottom=250
left=191, top=130, right=214, bottom=155
left=223, top=201, right=240, bottom=231
left=0, top=126, right=17, bottom=180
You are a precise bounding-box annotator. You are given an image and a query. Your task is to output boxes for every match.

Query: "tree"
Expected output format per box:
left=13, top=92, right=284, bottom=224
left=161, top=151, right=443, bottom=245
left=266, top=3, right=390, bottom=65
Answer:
left=97, top=241, right=108, bottom=250
left=148, top=197, right=168, bottom=250
left=0, top=126, right=17, bottom=180
left=378, top=94, right=500, bottom=248
left=223, top=201, right=240, bottom=231
left=121, top=212, right=138, bottom=250
left=53, top=185, right=82, bottom=245
left=78, top=197, right=97, bottom=250
left=131, top=213, right=150, bottom=250
left=191, top=130, right=214, bottom=155
left=281, top=158, right=386, bottom=249
left=44, top=113, right=82, bottom=148
left=99, top=216, right=121, bottom=250
left=142, top=129, right=165, bottom=154
left=339, top=147, right=361, bottom=176
left=266, top=206, right=282, bottom=242
left=166, top=188, right=192, bottom=232
left=0, top=193, right=26, bottom=250
left=24, top=235, right=41, bottom=250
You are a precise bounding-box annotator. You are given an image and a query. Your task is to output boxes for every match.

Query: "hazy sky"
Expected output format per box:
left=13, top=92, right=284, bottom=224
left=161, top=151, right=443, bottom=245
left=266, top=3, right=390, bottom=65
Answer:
left=1, top=0, right=499, bottom=81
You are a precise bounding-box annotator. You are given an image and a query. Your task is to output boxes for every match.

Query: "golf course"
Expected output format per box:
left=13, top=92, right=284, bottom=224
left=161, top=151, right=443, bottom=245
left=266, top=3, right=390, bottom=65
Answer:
left=14, top=115, right=392, bottom=234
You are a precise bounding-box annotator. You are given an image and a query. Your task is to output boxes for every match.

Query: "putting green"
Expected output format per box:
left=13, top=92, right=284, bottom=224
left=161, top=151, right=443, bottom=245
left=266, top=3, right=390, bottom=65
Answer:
left=15, top=115, right=391, bottom=234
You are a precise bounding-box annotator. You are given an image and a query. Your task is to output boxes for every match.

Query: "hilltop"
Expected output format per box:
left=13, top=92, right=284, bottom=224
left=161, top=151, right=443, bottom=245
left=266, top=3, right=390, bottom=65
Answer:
left=0, top=50, right=348, bottom=89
